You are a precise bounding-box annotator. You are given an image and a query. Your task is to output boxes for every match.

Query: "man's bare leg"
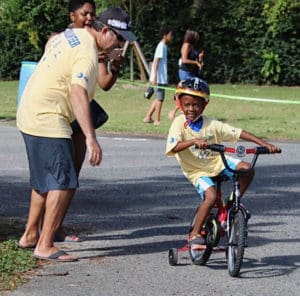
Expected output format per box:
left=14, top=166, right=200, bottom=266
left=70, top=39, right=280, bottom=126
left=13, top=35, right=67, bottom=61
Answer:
left=34, top=189, right=76, bottom=260
left=18, top=189, right=45, bottom=248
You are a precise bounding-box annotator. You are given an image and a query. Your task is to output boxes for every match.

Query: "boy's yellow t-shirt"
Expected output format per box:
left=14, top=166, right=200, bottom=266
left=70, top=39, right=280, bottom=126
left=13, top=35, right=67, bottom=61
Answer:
left=166, top=115, right=242, bottom=186
left=17, top=28, right=98, bottom=139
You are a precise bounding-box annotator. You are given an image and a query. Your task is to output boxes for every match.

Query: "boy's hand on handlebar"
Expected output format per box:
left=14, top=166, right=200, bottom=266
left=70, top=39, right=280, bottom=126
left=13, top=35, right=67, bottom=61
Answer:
left=265, top=143, right=281, bottom=154
left=194, top=139, right=209, bottom=149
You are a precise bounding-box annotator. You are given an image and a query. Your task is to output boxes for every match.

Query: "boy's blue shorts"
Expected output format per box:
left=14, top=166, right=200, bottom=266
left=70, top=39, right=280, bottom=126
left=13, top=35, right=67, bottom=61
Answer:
left=22, top=132, right=79, bottom=194
left=195, top=156, right=241, bottom=200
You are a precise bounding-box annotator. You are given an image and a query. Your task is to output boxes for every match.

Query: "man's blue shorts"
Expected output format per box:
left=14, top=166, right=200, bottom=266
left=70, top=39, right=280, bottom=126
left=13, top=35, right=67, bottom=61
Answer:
left=22, top=133, right=79, bottom=194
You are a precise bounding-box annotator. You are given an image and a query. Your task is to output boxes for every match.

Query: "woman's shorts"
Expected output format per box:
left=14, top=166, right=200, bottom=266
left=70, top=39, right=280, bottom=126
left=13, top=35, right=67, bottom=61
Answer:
left=154, top=84, right=166, bottom=101
left=178, top=69, right=196, bottom=81
left=22, top=133, right=79, bottom=194
left=195, top=156, right=241, bottom=200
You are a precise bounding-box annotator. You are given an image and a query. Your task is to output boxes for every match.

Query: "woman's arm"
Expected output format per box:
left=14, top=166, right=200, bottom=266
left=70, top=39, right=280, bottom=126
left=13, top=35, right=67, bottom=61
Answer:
left=97, top=51, right=124, bottom=91
left=181, top=43, right=202, bottom=69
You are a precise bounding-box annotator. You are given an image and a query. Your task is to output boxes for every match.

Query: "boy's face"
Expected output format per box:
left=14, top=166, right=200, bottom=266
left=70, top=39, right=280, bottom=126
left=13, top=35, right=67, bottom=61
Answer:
left=179, top=94, right=206, bottom=121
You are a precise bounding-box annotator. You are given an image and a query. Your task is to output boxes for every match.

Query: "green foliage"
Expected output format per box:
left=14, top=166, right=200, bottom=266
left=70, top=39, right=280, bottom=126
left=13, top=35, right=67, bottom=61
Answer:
left=261, top=50, right=281, bottom=83
left=0, top=240, right=36, bottom=291
left=0, top=0, right=299, bottom=85
left=0, top=0, right=69, bottom=80
left=0, top=240, right=36, bottom=275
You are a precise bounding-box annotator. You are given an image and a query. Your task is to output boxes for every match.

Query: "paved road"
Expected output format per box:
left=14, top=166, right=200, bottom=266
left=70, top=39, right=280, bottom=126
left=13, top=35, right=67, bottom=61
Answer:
left=0, top=123, right=299, bottom=296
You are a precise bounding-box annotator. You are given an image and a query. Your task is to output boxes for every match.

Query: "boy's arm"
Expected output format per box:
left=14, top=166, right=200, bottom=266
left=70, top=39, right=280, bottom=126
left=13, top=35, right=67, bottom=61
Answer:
left=150, top=57, right=159, bottom=85
left=172, top=138, right=209, bottom=153
left=240, top=130, right=280, bottom=153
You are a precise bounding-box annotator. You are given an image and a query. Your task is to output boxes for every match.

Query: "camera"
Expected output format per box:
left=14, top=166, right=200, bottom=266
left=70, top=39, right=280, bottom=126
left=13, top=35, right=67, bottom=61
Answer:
left=144, top=87, right=154, bottom=99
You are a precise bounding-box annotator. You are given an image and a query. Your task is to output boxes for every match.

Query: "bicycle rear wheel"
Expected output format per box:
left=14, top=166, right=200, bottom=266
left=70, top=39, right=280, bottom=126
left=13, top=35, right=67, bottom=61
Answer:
left=227, top=210, right=247, bottom=277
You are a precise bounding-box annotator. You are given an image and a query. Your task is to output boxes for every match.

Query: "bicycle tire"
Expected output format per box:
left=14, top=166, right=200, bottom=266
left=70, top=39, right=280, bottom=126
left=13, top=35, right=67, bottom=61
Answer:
left=189, top=212, right=217, bottom=266
left=227, top=210, right=247, bottom=277
left=168, top=248, right=178, bottom=266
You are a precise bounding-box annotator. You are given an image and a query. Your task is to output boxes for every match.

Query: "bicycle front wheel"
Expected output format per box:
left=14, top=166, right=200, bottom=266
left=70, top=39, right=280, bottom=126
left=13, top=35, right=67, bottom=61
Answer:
left=227, top=210, right=247, bottom=277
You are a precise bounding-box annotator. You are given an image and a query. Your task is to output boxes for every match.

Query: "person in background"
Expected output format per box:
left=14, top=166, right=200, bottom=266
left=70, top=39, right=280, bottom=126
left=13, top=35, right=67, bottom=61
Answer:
left=68, top=0, right=124, bottom=174
left=168, top=30, right=204, bottom=121
left=17, top=7, right=136, bottom=262
left=143, top=26, right=173, bottom=126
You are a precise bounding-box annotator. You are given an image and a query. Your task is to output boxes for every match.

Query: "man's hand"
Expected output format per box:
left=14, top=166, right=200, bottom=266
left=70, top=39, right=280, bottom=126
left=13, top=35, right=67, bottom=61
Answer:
left=86, top=136, right=102, bottom=166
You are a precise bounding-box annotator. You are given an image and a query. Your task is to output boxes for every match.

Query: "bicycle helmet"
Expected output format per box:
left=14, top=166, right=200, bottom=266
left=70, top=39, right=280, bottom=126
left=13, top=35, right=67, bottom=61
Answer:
left=175, top=77, right=210, bottom=103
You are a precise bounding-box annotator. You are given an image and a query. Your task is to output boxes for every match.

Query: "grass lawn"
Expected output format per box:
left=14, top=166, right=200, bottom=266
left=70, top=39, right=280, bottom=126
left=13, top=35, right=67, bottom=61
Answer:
left=0, top=80, right=299, bottom=140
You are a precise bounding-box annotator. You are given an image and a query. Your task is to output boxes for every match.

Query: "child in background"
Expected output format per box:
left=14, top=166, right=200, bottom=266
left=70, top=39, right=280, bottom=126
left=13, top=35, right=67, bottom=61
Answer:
left=143, top=26, right=173, bottom=126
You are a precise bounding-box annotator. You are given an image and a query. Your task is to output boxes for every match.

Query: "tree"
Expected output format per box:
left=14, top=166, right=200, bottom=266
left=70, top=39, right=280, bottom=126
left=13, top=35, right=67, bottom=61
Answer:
left=0, top=0, right=68, bottom=79
left=0, top=0, right=299, bottom=85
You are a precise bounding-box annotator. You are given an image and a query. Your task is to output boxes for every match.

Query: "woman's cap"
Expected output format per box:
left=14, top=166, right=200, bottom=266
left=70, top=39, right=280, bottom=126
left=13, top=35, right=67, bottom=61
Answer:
left=94, top=7, right=137, bottom=41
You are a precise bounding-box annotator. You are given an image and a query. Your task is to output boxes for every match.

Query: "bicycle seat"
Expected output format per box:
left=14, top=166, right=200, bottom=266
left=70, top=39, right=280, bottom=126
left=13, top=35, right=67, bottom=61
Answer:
left=212, top=175, right=230, bottom=184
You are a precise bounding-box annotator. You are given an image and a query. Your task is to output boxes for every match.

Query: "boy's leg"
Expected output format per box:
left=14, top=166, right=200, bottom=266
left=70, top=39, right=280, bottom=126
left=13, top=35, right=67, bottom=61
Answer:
left=236, top=161, right=255, bottom=196
left=153, top=88, right=165, bottom=125
left=154, top=99, right=163, bottom=125
left=168, top=106, right=179, bottom=121
left=190, top=186, right=217, bottom=238
left=143, top=100, right=156, bottom=123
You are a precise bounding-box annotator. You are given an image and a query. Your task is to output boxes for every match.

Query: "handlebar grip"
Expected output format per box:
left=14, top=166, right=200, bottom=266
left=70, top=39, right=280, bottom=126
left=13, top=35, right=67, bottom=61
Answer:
left=255, top=147, right=282, bottom=154
left=255, top=146, right=269, bottom=154
left=207, top=144, right=225, bottom=152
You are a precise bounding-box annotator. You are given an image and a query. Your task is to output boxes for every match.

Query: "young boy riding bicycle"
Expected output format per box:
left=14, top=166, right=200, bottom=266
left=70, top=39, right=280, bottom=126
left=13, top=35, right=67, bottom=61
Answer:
left=166, top=78, right=280, bottom=263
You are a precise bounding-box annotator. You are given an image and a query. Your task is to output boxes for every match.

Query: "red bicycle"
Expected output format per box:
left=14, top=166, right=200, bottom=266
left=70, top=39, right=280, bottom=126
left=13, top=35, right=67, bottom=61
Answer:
left=168, top=144, right=281, bottom=277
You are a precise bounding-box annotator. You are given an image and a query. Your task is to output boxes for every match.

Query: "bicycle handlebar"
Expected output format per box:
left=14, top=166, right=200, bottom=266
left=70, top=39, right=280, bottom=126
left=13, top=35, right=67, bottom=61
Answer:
left=205, top=144, right=281, bottom=174
left=208, top=144, right=282, bottom=155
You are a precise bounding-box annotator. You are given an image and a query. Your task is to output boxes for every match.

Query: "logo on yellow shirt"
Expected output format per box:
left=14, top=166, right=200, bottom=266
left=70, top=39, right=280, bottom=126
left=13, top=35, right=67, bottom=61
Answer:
left=76, top=72, right=89, bottom=82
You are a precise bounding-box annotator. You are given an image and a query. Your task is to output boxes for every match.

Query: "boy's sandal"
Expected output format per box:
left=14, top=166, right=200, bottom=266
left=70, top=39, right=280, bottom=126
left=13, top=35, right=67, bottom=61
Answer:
left=190, top=236, right=206, bottom=250
left=189, top=235, right=206, bottom=262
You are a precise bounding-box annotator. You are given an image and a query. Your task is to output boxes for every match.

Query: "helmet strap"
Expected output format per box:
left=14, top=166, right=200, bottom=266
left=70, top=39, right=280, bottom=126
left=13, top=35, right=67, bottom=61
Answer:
left=192, top=114, right=203, bottom=122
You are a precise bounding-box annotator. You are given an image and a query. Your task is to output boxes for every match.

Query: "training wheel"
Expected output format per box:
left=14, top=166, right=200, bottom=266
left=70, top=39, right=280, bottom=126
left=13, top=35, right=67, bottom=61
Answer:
left=168, top=248, right=178, bottom=266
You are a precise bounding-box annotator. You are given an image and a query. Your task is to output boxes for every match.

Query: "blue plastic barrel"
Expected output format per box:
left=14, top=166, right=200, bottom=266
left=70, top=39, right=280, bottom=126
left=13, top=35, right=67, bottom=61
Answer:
left=17, top=61, right=38, bottom=107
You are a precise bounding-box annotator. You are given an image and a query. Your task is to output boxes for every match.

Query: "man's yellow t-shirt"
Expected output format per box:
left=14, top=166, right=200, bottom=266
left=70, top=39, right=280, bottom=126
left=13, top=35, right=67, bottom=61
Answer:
left=17, top=28, right=98, bottom=138
left=166, top=115, right=242, bottom=186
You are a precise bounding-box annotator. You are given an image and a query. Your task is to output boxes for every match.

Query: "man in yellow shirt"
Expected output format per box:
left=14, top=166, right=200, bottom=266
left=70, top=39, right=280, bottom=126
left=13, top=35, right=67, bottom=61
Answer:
left=17, top=7, right=136, bottom=262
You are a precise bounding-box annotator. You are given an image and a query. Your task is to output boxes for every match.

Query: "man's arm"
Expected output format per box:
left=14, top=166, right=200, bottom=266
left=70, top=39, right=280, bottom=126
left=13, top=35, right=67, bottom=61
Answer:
left=70, top=84, right=102, bottom=166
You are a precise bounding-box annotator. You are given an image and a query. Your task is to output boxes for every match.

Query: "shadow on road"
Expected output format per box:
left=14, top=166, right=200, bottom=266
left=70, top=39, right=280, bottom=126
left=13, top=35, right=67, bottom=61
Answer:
left=0, top=163, right=299, bottom=275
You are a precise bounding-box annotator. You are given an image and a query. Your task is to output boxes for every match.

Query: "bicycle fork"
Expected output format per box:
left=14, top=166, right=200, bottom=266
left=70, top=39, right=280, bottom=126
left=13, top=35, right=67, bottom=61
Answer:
left=226, top=178, right=250, bottom=247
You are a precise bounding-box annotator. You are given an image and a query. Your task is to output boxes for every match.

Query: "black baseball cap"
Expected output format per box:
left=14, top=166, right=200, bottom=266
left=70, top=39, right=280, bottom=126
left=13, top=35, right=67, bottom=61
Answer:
left=94, top=7, right=137, bottom=41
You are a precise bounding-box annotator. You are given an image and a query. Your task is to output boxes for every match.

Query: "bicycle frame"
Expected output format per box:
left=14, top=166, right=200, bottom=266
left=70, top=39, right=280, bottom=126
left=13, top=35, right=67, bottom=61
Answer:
left=209, top=144, right=271, bottom=233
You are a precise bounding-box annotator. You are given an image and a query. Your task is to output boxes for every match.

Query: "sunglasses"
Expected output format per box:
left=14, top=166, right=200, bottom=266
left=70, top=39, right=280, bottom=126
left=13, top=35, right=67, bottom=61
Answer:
left=110, top=28, right=125, bottom=42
